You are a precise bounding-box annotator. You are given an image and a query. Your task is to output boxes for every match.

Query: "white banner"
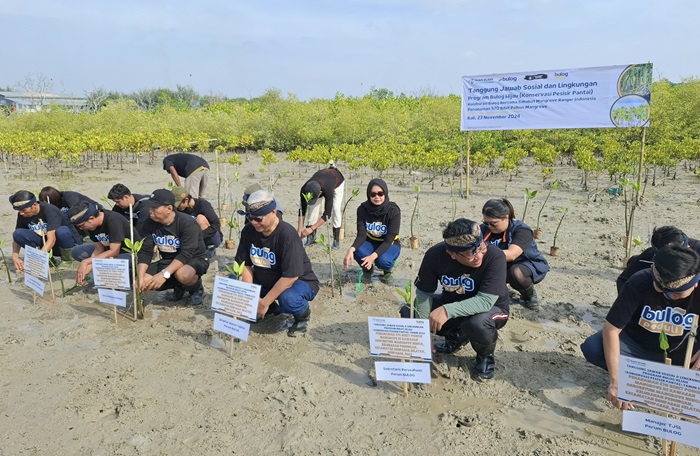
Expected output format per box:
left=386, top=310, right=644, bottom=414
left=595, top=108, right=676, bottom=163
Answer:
left=24, top=246, right=49, bottom=280
left=368, top=317, right=432, bottom=361
left=623, top=411, right=700, bottom=449
left=98, top=288, right=127, bottom=308
left=213, top=312, right=250, bottom=341
left=461, top=63, right=652, bottom=131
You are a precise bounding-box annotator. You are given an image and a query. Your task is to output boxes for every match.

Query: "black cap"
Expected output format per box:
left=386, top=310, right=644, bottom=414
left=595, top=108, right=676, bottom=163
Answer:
left=141, top=189, right=175, bottom=208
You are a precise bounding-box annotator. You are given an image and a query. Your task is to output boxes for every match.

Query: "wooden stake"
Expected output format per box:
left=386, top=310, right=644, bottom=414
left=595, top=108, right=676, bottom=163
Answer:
left=38, top=218, right=56, bottom=303
left=113, top=304, right=118, bottom=325
left=229, top=335, right=234, bottom=357
left=465, top=131, right=471, bottom=199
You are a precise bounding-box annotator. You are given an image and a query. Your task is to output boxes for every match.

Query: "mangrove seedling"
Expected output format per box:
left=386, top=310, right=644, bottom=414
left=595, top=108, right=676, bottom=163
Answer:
left=409, top=185, right=420, bottom=250
left=225, top=261, right=246, bottom=280
left=522, top=188, right=537, bottom=224
left=550, top=206, right=569, bottom=256
left=0, top=239, right=12, bottom=283
left=316, top=232, right=342, bottom=297
left=124, top=237, right=145, bottom=319
left=535, top=180, right=559, bottom=237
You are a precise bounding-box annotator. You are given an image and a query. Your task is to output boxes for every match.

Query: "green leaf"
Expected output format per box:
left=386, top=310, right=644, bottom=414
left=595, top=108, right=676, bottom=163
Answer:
left=659, top=331, right=669, bottom=352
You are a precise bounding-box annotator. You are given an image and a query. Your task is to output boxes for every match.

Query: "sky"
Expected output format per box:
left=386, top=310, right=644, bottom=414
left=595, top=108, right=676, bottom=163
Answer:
left=4, top=0, right=699, bottom=100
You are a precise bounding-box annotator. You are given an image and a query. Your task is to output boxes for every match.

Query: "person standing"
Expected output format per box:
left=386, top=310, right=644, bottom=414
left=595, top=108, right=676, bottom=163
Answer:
left=9, top=190, right=83, bottom=270
left=137, top=189, right=209, bottom=306
left=481, top=198, right=549, bottom=311
left=406, top=218, right=510, bottom=381
left=298, top=165, right=345, bottom=249
left=68, top=201, right=141, bottom=285
left=162, top=153, right=210, bottom=199
left=343, top=178, right=401, bottom=283
left=236, top=190, right=319, bottom=337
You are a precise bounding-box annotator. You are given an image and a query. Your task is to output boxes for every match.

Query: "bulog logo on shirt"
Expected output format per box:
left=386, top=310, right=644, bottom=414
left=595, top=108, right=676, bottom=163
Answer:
left=95, top=233, right=110, bottom=246
left=366, top=221, right=388, bottom=237
left=152, top=234, right=180, bottom=253
left=440, top=274, right=475, bottom=294
left=28, top=221, right=48, bottom=236
left=250, top=245, right=276, bottom=268
left=639, top=306, right=696, bottom=336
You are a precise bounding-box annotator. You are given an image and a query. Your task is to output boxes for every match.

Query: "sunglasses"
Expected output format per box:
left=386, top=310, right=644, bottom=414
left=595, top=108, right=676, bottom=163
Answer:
left=246, top=214, right=267, bottom=223
left=483, top=220, right=501, bottom=227
left=369, top=191, right=385, bottom=198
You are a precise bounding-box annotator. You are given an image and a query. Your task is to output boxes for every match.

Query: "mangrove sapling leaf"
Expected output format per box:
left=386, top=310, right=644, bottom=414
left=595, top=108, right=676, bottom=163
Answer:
left=632, top=236, right=643, bottom=248
left=522, top=188, right=537, bottom=224
left=659, top=331, right=669, bottom=359
left=0, top=240, right=12, bottom=283
left=302, top=192, right=314, bottom=204
left=124, top=238, right=145, bottom=318
left=395, top=281, right=423, bottom=319
left=227, top=219, right=239, bottom=241
left=315, top=233, right=342, bottom=297
left=551, top=207, right=569, bottom=248
left=536, top=181, right=558, bottom=232
left=49, top=252, right=66, bottom=297
left=225, top=261, right=246, bottom=280
left=341, top=189, right=360, bottom=229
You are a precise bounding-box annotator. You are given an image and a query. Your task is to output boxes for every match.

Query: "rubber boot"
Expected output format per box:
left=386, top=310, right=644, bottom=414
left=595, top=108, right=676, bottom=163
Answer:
left=362, top=266, right=374, bottom=284
left=166, top=282, right=186, bottom=302
left=185, top=279, right=204, bottom=306
left=520, top=285, right=541, bottom=311
left=60, top=247, right=74, bottom=262
left=288, top=307, right=311, bottom=337
left=380, top=268, right=393, bottom=285
left=304, top=227, right=316, bottom=247
left=471, top=341, right=497, bottom=381
left=435, top=328, right=469, bottom=354
left=332, top=227, right=341, bottom=250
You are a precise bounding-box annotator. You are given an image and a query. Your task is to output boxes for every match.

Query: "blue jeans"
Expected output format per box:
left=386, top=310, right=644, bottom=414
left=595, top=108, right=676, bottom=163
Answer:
left=13, top=226, right=82, bottom=255
left=580, top=329, right=673, bottom=369
left=354, top=241, right=400, bottom=271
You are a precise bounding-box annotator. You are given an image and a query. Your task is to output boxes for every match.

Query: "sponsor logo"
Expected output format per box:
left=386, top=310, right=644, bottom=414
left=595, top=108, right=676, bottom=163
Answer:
left=152, top=234, right=180, bottom=253
left=524, top=73, right=548, bottom=81
left=365, top=221, right=388, bottom=236
left=250, top=245, right=276, bottom=268
left=498, top=76, right=517, bottom=82
left=467, top=77, right=495, bottom=84
left=440, top=274, right=474, bottom=294
left=554, top=72, right=568, bottom=79
left=95, top=233, right=110, bottom=246
left=638, top=306, right=695, bottom=336
left=28, top=221, right=48, bottom=236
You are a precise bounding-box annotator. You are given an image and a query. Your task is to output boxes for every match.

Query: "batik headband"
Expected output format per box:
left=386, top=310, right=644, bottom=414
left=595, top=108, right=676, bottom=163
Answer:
left=652, top=263, right=700, bottom=298
left=70, top=202, right=98, bottom=225
left=245, top=199, right=276, bottom=217
left=10, top=195, right=36, bottom=210
left=445, top=233, right=484, bottom=253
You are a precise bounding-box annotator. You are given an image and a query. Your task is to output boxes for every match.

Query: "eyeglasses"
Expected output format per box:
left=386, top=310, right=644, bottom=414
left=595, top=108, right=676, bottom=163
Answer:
left=369, top=191, right=385, bottom=198
left=246, top=214, right=267, bottom=223
left=455, top=243, right=487, bottom=260
left=483, top=219, right=502, bottom=227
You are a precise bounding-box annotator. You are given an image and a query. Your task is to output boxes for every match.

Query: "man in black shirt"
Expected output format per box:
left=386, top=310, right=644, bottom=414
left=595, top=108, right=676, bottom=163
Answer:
left=162, top=153, right=210, bottom=199
left=68, top=201, right=141, bottom=286
left=10, top=190, right=83, bottom=271
left=236, top=190, right=319, bottom=337
left=298, top=165, right=345, bottom=249
left=108, top=184, right=150, bottom=235
left=404, top=218, right=510, bottom=381
left=137, top=189, right=209, bottom=306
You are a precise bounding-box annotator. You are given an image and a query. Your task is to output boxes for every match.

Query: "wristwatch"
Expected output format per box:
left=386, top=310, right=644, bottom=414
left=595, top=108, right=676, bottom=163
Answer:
left=162, top=270, right=171, bottom=279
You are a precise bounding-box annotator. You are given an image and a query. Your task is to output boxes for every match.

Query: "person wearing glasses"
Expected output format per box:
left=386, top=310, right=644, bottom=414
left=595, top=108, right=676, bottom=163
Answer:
left=481, top=198, right=549, bottom=311
left=235, top=190, right=319, bottom=337
left=298, top=165, right=345, bottom=249
left=580, top=245, right=700, bottom=410
left=616, top=226, right=700, bottom=293
left=403, top=218, right=510, bottom=381
left=68, top=201, right=142, bottom=286
left=137, top=189, right=209, bottom=306
left=9, top=190, right=83, bottom=271
left=343, top=178, right=401, bottom=284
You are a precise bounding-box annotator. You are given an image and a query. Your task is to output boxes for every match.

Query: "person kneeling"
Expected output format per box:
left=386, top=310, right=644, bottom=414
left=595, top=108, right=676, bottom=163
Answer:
left=137, top=189, right=209, bottom=306
left=403, top=218, right=510, bottom=381
left=234, top=190, right=319, bottom=337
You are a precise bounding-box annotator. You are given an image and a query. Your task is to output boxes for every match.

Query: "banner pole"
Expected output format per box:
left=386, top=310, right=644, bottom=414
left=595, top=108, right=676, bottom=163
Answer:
left=465, top=132, right=471, bottom=199
left=38, top=217, right=56, bottom=303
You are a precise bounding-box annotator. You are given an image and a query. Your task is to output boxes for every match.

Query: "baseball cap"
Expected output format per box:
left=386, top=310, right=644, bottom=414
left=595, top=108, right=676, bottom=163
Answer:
left=141, top=189, right=176, bottom=207
left=171, top=186, right=189, bottom=203
left=302, top=181, right=321, bottom=205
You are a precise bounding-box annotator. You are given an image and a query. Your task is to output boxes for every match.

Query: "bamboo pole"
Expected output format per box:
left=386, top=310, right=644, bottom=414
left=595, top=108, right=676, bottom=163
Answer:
left=38, top=217, right=56, bottom=303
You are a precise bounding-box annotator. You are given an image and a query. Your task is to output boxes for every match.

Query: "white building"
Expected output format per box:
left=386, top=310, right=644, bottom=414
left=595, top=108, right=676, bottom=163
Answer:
left=0, top=91, right=87, bottom=113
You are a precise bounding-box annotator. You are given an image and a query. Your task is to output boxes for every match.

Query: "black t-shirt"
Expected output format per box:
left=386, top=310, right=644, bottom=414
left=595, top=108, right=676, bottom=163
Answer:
left=181, top=198, right=222, bottom=239
left=483, top=224, right=532, bottom=253
left=15, top=202, right=78, bottom=237
left=162, top=153, right=209, bottom=177
left=415, top=242, right=509, bottom=312
left=607, top=269, right=700, bottom=357
left=112, top=193, right=150, bottom=233
left=60, top=191, right=101, bottom=216
left=235, top=220, right=319, bottom=294
left=138, top=211, right=206, bottom=265
left=300, top=168, right=345, bottom=218
left=617, top=239, right=700, bottom=293
left=350, top=202, right=401, bottom=258
left=87, top=210, right=141, bottom=254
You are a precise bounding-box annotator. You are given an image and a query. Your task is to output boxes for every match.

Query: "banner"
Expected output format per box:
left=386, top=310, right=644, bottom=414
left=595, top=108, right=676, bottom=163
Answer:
left=461, top=63, right=652, bottom=131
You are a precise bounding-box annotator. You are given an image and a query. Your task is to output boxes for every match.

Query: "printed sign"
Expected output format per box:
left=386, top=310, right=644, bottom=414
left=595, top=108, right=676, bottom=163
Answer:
left=375, top=361, right=431, bottom=384
left=368, top=317, right=432, bottom=361
left=24, top=246, right=49, bottom=280
left=618, top=355, right=700, bottom=419
left=25, top=274, right=45, bottom=296
left=461, top=63, right=652, bottom=131
left=211, top=276, right=260, bottom=322
left=98, top=288, right=127, bottom=308
left=92, top=258, right=131, bottom=290
left=213, top=312, right=251, bottom=342
left=623, top=411, right=700, bottom=449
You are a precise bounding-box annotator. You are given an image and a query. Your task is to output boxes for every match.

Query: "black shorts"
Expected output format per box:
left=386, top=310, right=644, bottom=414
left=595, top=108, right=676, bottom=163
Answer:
left=146, top=257, right=210, bottom=278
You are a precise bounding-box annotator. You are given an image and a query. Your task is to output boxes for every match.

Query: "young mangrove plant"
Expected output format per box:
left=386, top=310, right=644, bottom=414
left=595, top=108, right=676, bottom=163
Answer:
left=316, top=232, right=343, bottom=297
left=0, top=239, right=12, bottom=283
left=124, top=237, right=145, bottom=319
left=522, top=188, right=537, bottom=224
left=409, top=185, right=420, bottom=250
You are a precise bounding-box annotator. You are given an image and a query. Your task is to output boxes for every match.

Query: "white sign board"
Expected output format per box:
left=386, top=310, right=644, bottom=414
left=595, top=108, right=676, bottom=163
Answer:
left=211, top=276, right=260, bottom=322
left=92, top=258, right=131, bottom=290
left=213, top=312, right=251, bottom=342
left=375, top=361, right=431, bottom=384
left=98, top=288, right=127, bottom=308
left=461, top=63, right=652, bottom=131
left=368, top=317, right=432, bottom=361
left=623, top=411, right=700, bottom=449
left=25, top=274, right=45, bottom=296
left=618, top=355, right=700, bottom=419
left=24, top=246, right=49, bottom=280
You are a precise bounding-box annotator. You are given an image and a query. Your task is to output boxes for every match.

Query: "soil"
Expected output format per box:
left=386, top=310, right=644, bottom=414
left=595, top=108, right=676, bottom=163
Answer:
left=1, top=153, right=699, bottom=455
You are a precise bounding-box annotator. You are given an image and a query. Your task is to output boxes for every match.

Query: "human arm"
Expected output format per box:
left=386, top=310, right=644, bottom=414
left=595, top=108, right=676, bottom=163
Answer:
left=430, top=292, right=497, bottom=333
left=371, top=204, right=401, bottom=260
left=343, top=247, right=356, bottom=269
left=502, top=226, right=531, bottom=262
left=11, top=241, right=24, bottom=272
left=602, top=321, right=631, bottom=410
left=690, top=350, right=700, bottom=370
left=166, top=166, right=182, bottom=187
left=257, top=276, right=298, bottom=319
left=42, top=230, right=57, bottom=253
